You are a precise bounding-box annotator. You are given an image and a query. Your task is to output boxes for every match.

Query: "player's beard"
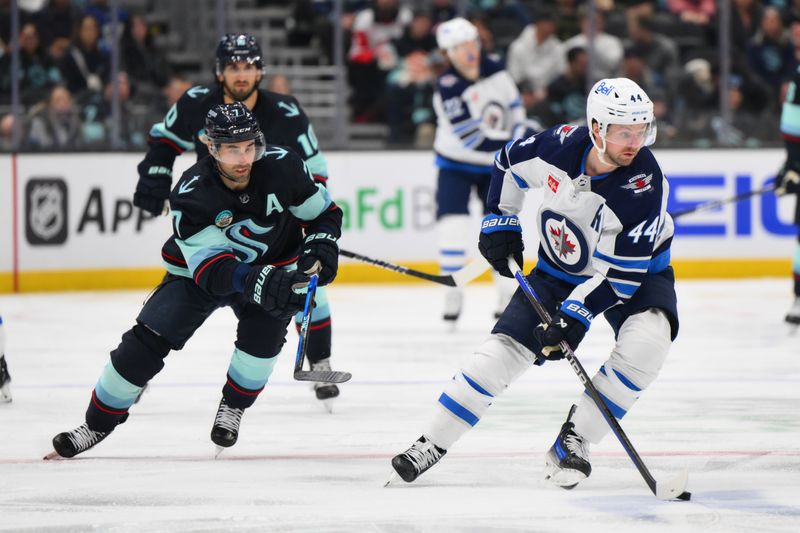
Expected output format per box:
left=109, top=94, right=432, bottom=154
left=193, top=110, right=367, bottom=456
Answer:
left=604, top=147, right=638, bottom=168
left=223, top=78, right=258, bottom=102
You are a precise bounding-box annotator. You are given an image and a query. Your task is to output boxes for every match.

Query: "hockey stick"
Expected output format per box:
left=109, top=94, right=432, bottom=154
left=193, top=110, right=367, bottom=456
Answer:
left=340, top=248, right=489, bottom=287
left=668, top=168, right=799, bottom=219
left=507, top=258, right=691, bottom=501
left=293, top=274, right=352, bottom=384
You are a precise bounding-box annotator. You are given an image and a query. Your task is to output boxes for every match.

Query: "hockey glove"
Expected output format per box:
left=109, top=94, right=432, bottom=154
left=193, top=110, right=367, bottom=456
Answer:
left=534, top=309, right=589, bottom=361
left=479, top=214, right=524, bottom=278
left=243, top=265, right=310, bottom=319
left=775, top=162, right=800, bottom=196
left=133, top=172, right=172, bottom=216
left=298, top=232, right=339, bottom=285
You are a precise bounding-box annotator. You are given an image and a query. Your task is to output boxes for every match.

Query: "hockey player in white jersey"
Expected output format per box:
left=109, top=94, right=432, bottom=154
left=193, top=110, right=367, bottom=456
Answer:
left=432, top=17, right=539, bottom=326
left=390, top=78, right=679, bottom=490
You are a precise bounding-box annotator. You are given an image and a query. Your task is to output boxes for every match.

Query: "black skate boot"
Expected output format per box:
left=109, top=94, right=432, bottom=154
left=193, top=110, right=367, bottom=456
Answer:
left=0, top=355, right=11, bottom=403
left=544, top=405, right=592, bottom=489
left=48, top=423, right=112, bottom=459
left=785, top=296, right=800, bottom=326
left=311, top=358, right=340, bottom=406
left=389, top=436, right=447, bottom=483
left=211, top=397, right=244, bottom=449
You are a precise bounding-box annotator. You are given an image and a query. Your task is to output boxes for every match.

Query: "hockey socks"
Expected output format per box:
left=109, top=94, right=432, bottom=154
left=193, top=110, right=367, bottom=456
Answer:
left=223, top=348, right=278, bottom=409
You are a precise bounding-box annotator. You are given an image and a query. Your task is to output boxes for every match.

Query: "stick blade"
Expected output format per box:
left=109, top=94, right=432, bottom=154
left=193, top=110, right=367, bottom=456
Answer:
left=293, top=370, right=352, bottom=384
left=655, top=468, right=690, bottom=501
left=450, top=260, right=490, bottom=287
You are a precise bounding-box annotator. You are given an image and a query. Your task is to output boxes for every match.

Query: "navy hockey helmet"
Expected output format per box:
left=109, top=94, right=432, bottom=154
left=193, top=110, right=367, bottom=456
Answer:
left=215, top=33, right=264, bottom=75
left=205, top=102, right=266, bottom=163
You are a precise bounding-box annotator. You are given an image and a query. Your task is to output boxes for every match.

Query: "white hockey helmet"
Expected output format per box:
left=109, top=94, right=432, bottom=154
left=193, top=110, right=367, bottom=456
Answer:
left=436, top=17, right=479, bottom=50
left=586, top=78, right=656, bottom=157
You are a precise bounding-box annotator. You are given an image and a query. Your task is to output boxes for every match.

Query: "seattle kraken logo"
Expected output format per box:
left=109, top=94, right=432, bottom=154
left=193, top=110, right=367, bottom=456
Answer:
left=224, top=219, right=274, bottom=262
left=540, top=210, right=589, bottom=274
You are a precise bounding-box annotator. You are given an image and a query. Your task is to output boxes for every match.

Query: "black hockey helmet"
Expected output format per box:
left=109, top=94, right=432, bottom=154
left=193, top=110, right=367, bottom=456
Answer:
left=215, top=33, right=264, bottom=75
left=205, top=102, right=266, bottom=162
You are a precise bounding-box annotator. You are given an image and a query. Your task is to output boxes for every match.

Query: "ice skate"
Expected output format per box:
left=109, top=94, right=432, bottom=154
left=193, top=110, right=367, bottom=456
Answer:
left=211, top=397, right=244, bottom=456
left=0, top=355, right=11, bottom=403
left=310, top=358, right=340, bottom=413
left=387, top=436, right=447, bottom=485
left=544, top=405, right=592, bottom=489
left=45, top=423, right=112, bottom=459
left=785, top=296, right=800, bottom=330
left=443, top=289, right=463, bottom=330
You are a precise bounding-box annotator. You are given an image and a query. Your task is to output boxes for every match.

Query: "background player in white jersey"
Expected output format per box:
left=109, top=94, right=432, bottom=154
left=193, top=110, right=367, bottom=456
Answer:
left=431, top=17, right=539, bottom=326
left=776, top=65, right=800, bottom=326
left=0, top=315, right=10, bottom=403
left=390, top=78, right=679, bottom=490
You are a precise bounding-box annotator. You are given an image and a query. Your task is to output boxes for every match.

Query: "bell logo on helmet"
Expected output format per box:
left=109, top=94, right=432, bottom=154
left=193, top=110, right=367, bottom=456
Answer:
left=595, top=80, right=614, bottom=95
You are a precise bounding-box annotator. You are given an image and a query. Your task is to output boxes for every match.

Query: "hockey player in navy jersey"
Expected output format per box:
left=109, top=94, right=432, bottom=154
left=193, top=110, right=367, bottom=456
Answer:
left=390, top=78, right=679, bottom=490
left=46, top=103, right=343, bottom=459
left=0, top=315, right=11, bottom=403
left=133, top=33, right=342, bottom=404
left=431, top=17, right=539, bottom=326
left=776, top=66, right=800, bottom=326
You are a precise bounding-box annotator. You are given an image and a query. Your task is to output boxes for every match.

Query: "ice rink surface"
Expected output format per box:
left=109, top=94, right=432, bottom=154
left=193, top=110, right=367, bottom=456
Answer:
left=0, top=278, right=798, bottom=532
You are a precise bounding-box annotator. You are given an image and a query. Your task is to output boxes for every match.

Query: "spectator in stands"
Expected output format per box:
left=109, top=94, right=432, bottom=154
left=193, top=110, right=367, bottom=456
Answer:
left=267, top=73, right=291, bottom=95
left=506, top=7, right=564, bottom=100
left=430, top=0, right=457, bottom=28
left=624, top=15, right=680, bottom=95
left=553, top=0, right=582, bottom=41
left=621, top=45, right=674, bottom=140
left=0, top=22, right=62, bottom=106
left=121, top=14, right=169, bottom=96
left=37, top=0, right=83, bottom=60
left=347, top=0, right=412, bottom=122
left=25, top=83, right=82, bottom=150
left=84, top=0, right=129, bottom=53
left=78, top=71, right=146, bottom=149
left=162, top=73, right=191, bottom=108
left=469, top=13, right=497, bottom=55
left=667, top=0, right=716, bottom=26
left=385, top=10, right=437, bottom=145
left=747, top=6, right=795, bottom=101
left=562, top=6, right=624, bottom=80
left=58, top=14, right=110, bottom=96
left=538, top=46, right=588, bottom=127
left=0, top=113, right=22, bottom=151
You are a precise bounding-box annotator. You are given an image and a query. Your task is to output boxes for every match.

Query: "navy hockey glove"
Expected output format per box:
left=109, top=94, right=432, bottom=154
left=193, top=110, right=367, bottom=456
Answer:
left=298, top=232, right=339, bottom=285
left=243, top=265, right=310, bottom=319
left=534, top=303, right=591, bottom=360
left=775, top=161, right=800, bottom=196
left=133, top=172, right=172, bottom=216
left=479, top=214, right=524, bottom=278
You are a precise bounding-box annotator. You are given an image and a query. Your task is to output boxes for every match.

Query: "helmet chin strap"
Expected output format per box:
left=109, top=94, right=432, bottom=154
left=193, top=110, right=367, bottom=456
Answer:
left=589, top=127, right=614, bottom=167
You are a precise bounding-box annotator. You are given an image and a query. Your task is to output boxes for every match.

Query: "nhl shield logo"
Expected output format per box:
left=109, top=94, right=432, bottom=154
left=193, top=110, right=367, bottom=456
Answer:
left=26, top=178, right=68, bottom=245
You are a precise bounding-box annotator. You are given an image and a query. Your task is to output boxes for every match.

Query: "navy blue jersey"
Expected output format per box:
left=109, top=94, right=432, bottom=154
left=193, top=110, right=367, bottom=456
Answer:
left=163, top=147, right=341, bottom=296
left=490, top=125, right=674, bottom=322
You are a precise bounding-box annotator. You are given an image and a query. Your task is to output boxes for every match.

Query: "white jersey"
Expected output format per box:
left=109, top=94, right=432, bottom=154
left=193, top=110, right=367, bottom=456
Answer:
left=433, top=55, right=527, bottom=170
left=489, top=125, right=674, bottom=319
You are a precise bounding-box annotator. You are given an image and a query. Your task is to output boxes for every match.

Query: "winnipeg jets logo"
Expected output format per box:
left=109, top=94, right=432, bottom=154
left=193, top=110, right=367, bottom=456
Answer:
left=541, top=210, right=589, bottom=274
left=621, top=173, right=653, bottom=194
left=549, top=221, right=576, bottom=258
left=555, top=124, right=577, bottom=144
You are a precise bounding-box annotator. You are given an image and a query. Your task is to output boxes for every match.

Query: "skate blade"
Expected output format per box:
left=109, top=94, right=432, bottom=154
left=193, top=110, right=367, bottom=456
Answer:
left=43, top=450, right=63, bottom=461
left=0, top=384, right=11, bottom=403
left=384, top=471, right=401, bottom=487
left=322, top=398, right=334, bottom=414
left=544, top=461, right=587, bottom=489
left=214, top=445, right=226, bottom=459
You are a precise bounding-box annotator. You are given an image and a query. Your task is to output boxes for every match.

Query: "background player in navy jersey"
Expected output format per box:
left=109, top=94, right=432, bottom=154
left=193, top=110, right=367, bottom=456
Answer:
left=133, top=33, right=341, bottom=404
left=390, top=78, right=679, bottom=490
left=776, top=66, right=800, bottom=327
left=46, top=102, right=342, bottom=459
left=0, top=315, right=10, bottom=403
left=431, top=17, right=539, bottom=327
